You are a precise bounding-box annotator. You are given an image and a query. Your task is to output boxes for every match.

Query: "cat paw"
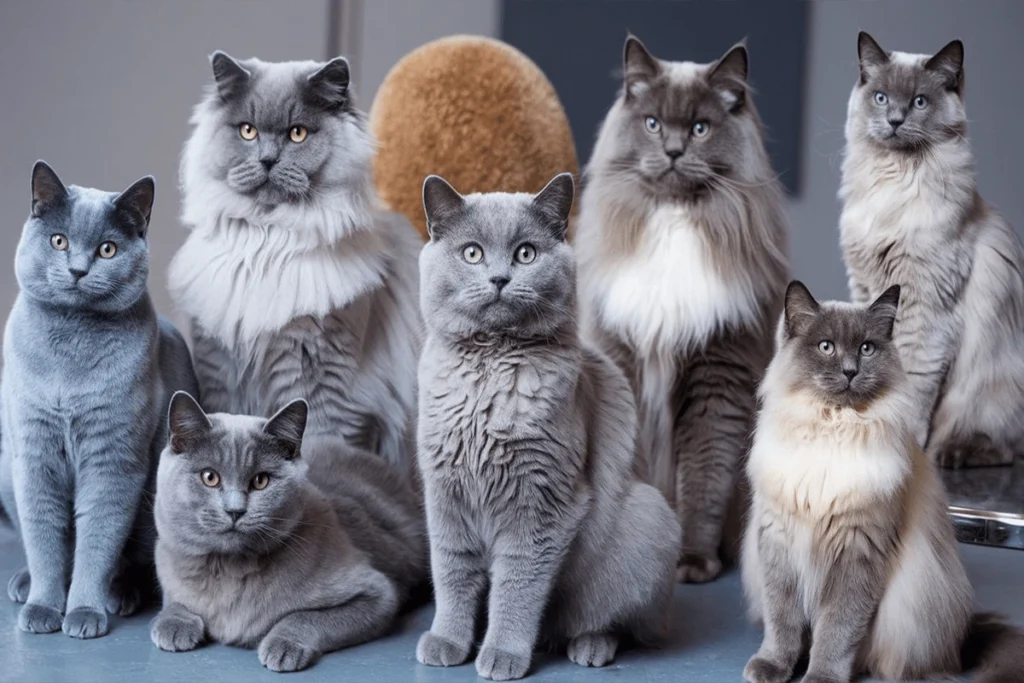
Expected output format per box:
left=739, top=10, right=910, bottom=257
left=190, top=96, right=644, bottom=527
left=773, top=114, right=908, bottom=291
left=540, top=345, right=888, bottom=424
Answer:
left=934, top=433, right=1014, bottom=469
left=801, top=674, right=844, bottom=683
left=106, top=579, right=142, bottom=617
left=151, top=613, right=204, bottom=652
left=416, top=631, right=471, bottom=667
left=567, top=633, right=618, bottom=667
left=62, top=606, right=109, bottom=639
left=743, top=655, right=794, bottom=683
left=7, top=568, right=30, bottom=603
left=475, top=646, right=531, bottom=681
left=258, top=635, right=320, bottom=672
left=18, top=603, right=63, bottom=633
left=676, top=552, right=723, bottom=584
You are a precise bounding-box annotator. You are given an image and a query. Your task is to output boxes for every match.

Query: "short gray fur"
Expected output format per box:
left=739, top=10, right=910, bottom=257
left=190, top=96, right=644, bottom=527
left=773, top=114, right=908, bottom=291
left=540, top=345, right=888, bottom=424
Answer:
left=0, top=162, right=198, bottom=640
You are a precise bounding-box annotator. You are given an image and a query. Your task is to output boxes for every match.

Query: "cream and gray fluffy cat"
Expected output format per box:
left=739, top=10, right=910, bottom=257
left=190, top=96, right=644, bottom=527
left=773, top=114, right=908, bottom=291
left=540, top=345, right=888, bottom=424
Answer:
left=416, top=173, right=679, bottom=680
left=840, top=32, right=1024, bottom=468
left=576, top=35, right=789, bottom=583
left=742, top=281, right=1024, bottom=683
left=151, top=393, right=426, bottom=672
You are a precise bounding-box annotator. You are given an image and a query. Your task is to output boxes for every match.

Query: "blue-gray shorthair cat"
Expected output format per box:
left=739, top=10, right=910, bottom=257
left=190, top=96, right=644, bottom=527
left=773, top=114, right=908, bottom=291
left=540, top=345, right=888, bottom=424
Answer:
left=151, top=393, right=426, bottom=672
left=0, top=162, right=198, bottom=639
left=416, top=173, right=680, bottom=680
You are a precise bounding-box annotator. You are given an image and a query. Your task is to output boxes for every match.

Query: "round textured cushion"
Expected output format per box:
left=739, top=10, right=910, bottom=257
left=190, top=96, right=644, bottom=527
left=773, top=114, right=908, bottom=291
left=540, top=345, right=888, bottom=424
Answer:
left=369, top=35, right=579, bottom=238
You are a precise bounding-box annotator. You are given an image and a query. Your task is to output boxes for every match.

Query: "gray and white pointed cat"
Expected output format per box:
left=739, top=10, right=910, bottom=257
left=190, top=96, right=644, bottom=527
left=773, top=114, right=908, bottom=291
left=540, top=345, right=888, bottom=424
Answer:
left=575, top=34, right=789, bottom=583
left=840, top=32, right=1024, bottom=468
left=168, top=51, right=422, bottom=473
left=742, top=281, right=1024, bottom=683
left=151, top=393, right=426, bottom=672
left=415, top=172, right=680, bottom=680
left=0, top=162, right=199, bottom=639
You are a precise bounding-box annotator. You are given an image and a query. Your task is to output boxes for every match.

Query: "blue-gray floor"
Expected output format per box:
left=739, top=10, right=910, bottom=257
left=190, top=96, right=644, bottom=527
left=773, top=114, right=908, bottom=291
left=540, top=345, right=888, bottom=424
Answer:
left=1, top=528, right=1022, bottom=683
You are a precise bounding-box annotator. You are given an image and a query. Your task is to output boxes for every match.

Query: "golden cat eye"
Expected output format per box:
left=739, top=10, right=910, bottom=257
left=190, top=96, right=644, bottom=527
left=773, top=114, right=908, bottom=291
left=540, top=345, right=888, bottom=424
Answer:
left=463, top=244, right=483, bottom=264
left=289, top=125, right=308, bottom=143
left=239, top=123, right=258, bottom=140
left=50, top=234, right=68, bottom=251
left=97, top=241, right=117, bottom=259
left=200, top=469, right=221, bottom=487
left=251, top=472, right=270, bottom=490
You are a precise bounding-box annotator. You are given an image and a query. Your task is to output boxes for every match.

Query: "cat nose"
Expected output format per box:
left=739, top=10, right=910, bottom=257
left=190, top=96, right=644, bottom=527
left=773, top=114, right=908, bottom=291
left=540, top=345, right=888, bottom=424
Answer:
left=68, top=267, right=88, bottom=280
left=490, top=276, right=510, bottom=291
left=261, top=158, right=277, bottom=171
left=665, top=148, right=684, bottom=161
left=843, top=368, right=858, bottom=381
left=888, top=117, right=904, bottom=130
left=226, top=510, right=245, bottom=524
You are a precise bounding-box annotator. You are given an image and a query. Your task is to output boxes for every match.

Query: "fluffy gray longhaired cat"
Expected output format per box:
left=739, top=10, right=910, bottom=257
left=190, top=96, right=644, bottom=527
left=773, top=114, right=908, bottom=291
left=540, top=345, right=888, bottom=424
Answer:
left=0, top=162, right=198, bottom=639
left=575, top=35, right=789, bottom=583
left=168, top=51, right=422, bottom=474
left=415, top=172, right=680, bottom=681
left=151, top=393, right=426, bottom=672
left=742, top=281, right=1024, bottom=683
left=840, top=32, right=1024, bottom=469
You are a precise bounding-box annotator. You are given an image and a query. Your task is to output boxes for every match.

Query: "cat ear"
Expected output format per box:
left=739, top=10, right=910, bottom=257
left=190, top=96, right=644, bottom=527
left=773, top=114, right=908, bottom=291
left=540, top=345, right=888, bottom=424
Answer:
left=857, top=32, right=889, bottom=83
left=422, top=175, right=465, bottom=240
left=623, top=34, right=660, bottom=100
left=531, top=172, right=575, bottom=242
left=707, top=42, right=748, bottom=113
left=868, top=285, right=901, bottom=338
left=115, top=176, right=155, bottom=235
left=264, top=399, right=308, bottom=459
left=306, top=57, right=350, bottom=110
left=925, top=40, right=964, bottom=94
left=783, top=280, right=820, bottom=338
left=31, top=160, right=68, bottom=216
left=210, top=51, right=251, bottom=101
left=168, top=392, right=212, bottom=454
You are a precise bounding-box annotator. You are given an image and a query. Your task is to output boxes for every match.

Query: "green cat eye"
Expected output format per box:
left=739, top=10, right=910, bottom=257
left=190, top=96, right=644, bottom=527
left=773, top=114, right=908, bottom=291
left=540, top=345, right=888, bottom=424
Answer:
left=50, top=234, right=68, bottom=251
left=463, top=244, right=483, bottom=264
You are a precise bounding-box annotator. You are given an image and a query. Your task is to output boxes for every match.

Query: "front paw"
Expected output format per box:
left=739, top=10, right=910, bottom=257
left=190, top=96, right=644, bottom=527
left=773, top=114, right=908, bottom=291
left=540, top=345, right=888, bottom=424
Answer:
left=7, top=568, right=30, bottom=603
left=18, top=603, right=63, bottom=633
left=107, top=579, right=142, bottom=617
left=258, top=635, right=320, bottom=672
left=567, top=633, right=618, bottom=667
left=743, top=655, right=794, bottom=683
left=151, top=613, right=204, bottom=652
left=475, top=645, right=531, bottom=681
left=676, top=552, right=723, bottom=584
left=416, top=631, right=471, bottom=667
left=62, top=606, right=109, bottom=639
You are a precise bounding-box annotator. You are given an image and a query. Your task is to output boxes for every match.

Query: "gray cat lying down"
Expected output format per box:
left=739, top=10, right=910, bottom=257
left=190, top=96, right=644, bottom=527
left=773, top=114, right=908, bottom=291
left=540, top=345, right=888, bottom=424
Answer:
left=151, top=393, right=426, bottom=672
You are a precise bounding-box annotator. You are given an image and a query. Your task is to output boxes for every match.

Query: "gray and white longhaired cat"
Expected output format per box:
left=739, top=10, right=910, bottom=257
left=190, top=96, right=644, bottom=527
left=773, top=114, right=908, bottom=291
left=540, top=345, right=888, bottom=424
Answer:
left=168, top=52, right=422, bottom=472
left=151, top=393, right=426, bottom=672
left=416, top=173, right=679, bottom=680
left=575, top=35, right=789, bottom=583
left=742, top=281, right=1024, bottom=683
left=840, top=32, right=1024, bottom=468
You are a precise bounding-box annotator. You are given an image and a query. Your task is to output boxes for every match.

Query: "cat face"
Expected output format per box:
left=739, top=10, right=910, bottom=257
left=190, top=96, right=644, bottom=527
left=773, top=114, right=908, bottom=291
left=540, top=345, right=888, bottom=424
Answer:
left=850, top=32, right=966, bottom=152
left=156, top=393, right=309, bottom=556
left=780, top=281, right=902, bottom=408
left=418, top=173, right=576, bottom=340
left=16, top=162, right=153, bottom=312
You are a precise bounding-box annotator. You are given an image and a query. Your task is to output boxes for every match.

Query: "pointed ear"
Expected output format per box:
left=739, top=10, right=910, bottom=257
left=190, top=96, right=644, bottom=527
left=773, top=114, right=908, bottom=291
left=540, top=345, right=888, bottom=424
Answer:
left=623, top=34, right=660, bottom=100
left=31, top=160, right=68, bottom=216
left=168, top=392, right=212, bottom=454
left=210, top=51, right=251, bottom=101
left=925, top=40, right=964, bottom=94
left=868, top=285, right=901, bottom=338
left=422, top=175, right=465, bottom=240
left=783, top=280, right=820, bottom=338
left=264, top=399, right=308, bottom=459
left=115, top=176, right=155, bottom=235
left=857, top=32, right=889, bottom=83
left=306, top=57, right=350, bottom=110
left=530, top=172, right=575, bottom=241
left=707, top=42, right=748, bottom=112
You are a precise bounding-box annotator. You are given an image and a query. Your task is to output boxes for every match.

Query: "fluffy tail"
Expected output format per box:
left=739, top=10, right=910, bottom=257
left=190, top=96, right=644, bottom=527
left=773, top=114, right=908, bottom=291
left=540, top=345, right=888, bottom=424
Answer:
left=962, top=612, right=1024, bottom=683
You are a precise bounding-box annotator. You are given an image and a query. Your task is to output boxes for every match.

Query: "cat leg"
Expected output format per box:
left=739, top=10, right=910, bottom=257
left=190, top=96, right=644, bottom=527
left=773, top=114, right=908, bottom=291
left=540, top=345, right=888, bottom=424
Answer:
left=0, top=448, right=31, bottom=605
left=894, top=314, right=956, bottom=450
left=8, top=568, right=30, bottom=603
left=151, top=601, right=206, bottom=652
left=932, top=431, right=1014, bottom=469
left=190, top=326, right=235, bottom=413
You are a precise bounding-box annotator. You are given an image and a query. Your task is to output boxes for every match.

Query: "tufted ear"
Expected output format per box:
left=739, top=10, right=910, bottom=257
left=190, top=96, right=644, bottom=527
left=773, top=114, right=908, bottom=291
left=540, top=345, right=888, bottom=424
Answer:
left=168, top=392, right=212, bottom=454
left=783, top=280, right=820, bottom=339
left=623, top=34, right=660, bottom=100
left=530, top=172, right=575, bottom=241
left=306, top=57, right=350, bottom=110
left=925, top=39, right=964, bottom=94
left=31, top=160, right=68, bottom=216
left=210, top=51, right=251, bottom=101
left=115, top=175, right=155, bottom=235
left=422, top=175, right=465, bottom=240
left=868, top=285, right=901, bottom=339
left=707, top=42, right=748, bottom=112
left=857, top=31, right=889, bottom=84
left=263, top=399, right=308, bottom=459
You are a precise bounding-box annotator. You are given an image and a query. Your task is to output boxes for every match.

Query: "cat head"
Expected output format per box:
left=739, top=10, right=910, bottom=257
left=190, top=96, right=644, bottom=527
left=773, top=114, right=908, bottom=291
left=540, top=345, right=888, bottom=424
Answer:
left=774, top=281, right=903, bottom=408
left=156, top=393, right=310, bottom=556
left=418, top=172, right=576, bottom=340
left=848, top=32, right=966, bottom=153
left=16, top=161, right=154, bottom=312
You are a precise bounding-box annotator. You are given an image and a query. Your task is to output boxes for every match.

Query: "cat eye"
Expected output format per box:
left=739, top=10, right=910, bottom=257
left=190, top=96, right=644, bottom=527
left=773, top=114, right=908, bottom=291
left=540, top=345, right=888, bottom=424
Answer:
left=50, top=234, right=68, bottom=251
left=912, top=95, right=928, bottom=109
left=515, top=243, right=536, bottom=264
left=200, top=469, right=221, bottom=487
left=251, top=472, right=270, bottom=490
left=97, top=241, right=117, bottom=259
left=463, top=244, right=483, bottom=264
left=873, top=92, right=888, bottom=106
left=644, top=116, right=661, bottom=134
left=860, top=341, right=876, bottom=356
left=239, top=123, right=258, bottom=140
left=692, top=121, right=710, bottom=137
left=818, top=340, right=835, bottom=356
left=289, top=125, right=308, bottom=143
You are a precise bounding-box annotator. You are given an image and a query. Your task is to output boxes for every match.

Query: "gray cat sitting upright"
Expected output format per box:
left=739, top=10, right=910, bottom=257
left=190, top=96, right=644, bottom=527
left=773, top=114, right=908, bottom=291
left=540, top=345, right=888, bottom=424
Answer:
left=0, top=162, right=198, bottom=639
left=151, top=393, right=426, bottom=672
left=416, top=173, right=680, bottom=680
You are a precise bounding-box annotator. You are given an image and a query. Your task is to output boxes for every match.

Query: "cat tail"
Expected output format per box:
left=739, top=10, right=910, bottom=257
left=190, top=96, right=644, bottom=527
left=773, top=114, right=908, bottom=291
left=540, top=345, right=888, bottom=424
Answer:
left=962, top=611, right=1024, bottom=683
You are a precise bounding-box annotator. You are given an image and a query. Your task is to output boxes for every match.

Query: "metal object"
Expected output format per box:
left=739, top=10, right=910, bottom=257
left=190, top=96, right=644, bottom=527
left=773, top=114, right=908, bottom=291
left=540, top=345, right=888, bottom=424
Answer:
left=949, top=506, right=1024, bottom=550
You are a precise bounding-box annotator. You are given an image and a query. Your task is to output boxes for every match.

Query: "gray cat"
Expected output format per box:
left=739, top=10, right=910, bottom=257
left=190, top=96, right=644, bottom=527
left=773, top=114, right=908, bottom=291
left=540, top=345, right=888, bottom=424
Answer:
left=151, top=392, right=426, bottom=672
left=840, top=32, right=1024, bottom=469
left=742, top=281, right=1024, bottom=683
left=415, top=172, right=680, bottom=681
left=0, top=162, right=198, bottom=639
left=168, top=51, right=422, bottom=473
left=575, top=35, right=789, bottom=583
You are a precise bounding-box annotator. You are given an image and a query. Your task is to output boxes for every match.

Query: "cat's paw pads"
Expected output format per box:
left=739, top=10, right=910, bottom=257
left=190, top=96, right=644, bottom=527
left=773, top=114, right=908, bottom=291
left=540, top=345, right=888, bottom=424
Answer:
left=743, top=655, right=793, bottom=683
left=62, top=606, right=109, bottom=639
left=7, top=568, right=30, bottom=603
left=567, top=633, right=618, bottom=667
left=151, top=614, right=204, bottom=652
left=416, top=631, right=471, bottom=667
left=107, top=580, right=142, bottom=617
left=258, top=635, right=319, bottom=672
left=18, top=603, right=63, bottom=633
left=475, top=646, right=531, bottom=681
left=676, top=552, right=723, bottom=584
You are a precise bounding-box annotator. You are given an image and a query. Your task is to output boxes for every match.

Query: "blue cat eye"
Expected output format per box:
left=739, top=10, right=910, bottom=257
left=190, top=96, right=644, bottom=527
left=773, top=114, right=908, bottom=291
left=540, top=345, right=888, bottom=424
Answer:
left=692, top=121, right=710, bottom=137
left=860, top=341, right=876, bottom=356
left=644, top=116, right=661, bottom=134
left=818, top=340, right=835, bottom=356
left=873, top=92, right=888, bottom=106
left=913, top=95, right=928, bottom=109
